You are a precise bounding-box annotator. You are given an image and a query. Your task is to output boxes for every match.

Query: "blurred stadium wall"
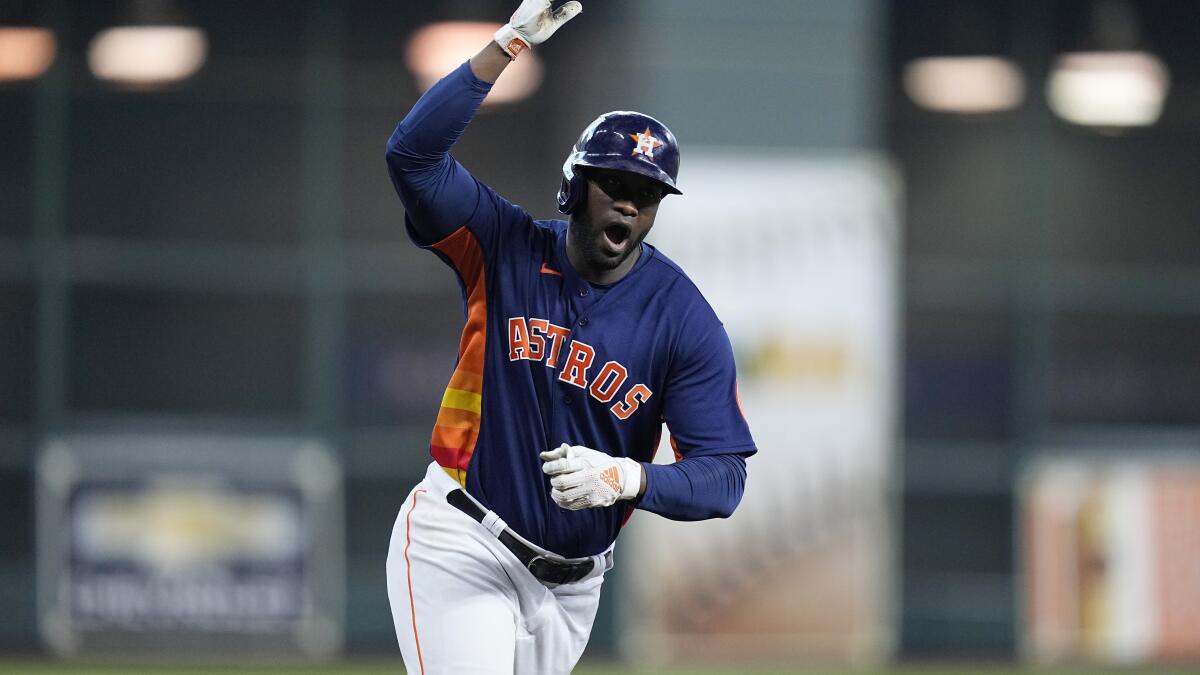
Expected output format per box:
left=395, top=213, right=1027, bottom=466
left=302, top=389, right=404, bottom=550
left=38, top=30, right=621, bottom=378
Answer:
left=3, top=0, right=1200, bottom=669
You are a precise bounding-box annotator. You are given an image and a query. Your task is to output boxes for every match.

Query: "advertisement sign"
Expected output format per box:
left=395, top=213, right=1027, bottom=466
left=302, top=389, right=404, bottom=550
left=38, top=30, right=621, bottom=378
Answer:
left=623, top=152, right=900, bottom=663
left=37, top=434, right=344, bottom=660
left=1022, top=454, right=1200, bottom=664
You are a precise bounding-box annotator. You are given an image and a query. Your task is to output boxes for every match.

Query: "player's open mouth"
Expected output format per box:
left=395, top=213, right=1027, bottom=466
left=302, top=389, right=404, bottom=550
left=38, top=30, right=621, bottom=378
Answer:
left=603, top=224, right=630, bottom=249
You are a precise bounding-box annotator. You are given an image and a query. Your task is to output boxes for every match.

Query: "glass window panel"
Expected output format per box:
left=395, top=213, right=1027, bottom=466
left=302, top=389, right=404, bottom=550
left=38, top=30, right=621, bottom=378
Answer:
left=1051, top=312, right=1200, bottom=425
left=192, top=0, right=306, bottom=60
left=0, top=471, right=33, bottom=555
left=66, top=98, right=303, bottom=243
left=0, top=286, right=33, bottom=421
left=1047, top=133, right=1200, bottom=266
left=0, top=92, right=32, bottom=237
left=344, top=476, right=406, bottom=556
left=343, top=109, right=410, bottom=242
left=903, top=493, right=1013, bottom=572
left=346, top=0, right=437, bottom=62
left=70, top=287, right=303, bottom=415
left=894, top=123, right=1025, bottom=260
left=906, top=311, right=1014, bottom=440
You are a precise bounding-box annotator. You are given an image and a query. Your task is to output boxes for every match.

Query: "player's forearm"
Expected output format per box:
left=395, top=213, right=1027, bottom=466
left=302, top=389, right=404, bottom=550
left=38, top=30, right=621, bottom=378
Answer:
left=637, top=453, right=749, bottom=521
left=469, top=42, right=512, bottom=83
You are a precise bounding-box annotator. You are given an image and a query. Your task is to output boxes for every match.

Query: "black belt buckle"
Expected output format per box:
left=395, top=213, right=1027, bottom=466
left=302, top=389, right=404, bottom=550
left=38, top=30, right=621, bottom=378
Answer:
left=527, top=554, right=592, bottom=585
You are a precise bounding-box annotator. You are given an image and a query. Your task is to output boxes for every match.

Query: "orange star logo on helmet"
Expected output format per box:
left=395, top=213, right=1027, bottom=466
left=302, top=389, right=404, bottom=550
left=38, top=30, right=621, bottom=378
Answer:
left=629, top=127, right=664, bottom=160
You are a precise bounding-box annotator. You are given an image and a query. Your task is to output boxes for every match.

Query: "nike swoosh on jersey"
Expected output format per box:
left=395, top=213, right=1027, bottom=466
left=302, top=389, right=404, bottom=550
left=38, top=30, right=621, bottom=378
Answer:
left=540, top=263, right=562, bottom=277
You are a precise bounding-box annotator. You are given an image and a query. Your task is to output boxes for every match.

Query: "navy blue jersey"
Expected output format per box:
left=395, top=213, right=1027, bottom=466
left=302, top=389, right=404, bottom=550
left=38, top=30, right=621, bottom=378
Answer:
left=387, top=62, right=756, bottom=558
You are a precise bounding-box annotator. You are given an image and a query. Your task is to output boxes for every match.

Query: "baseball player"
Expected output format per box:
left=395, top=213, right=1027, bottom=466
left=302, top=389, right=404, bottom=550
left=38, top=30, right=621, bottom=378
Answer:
left=384, top=1, right=756, bottom=672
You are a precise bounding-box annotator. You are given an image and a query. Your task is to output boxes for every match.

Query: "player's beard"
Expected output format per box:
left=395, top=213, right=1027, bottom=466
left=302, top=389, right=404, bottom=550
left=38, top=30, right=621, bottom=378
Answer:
left=568, top=213, right=646, bottom=276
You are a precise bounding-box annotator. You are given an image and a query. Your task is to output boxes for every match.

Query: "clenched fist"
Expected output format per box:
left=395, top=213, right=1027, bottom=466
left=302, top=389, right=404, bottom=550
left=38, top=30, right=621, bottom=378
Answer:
left=540, top=443, right=642, bottom=510
left=494, top=0, right=583, bottom=59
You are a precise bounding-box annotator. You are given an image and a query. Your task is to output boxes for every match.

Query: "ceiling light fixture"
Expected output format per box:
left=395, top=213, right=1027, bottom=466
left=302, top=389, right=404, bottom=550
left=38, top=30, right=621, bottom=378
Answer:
left=1046, top=0, right=1170, bottom=129
left=0, top=26, right=57, bottom=81
left=904, top=56, right=1026, bottom=114
left=88, top=25, right=207, bottom=87
left=1047, top=50, right=1169, bottom=128
left=87, top=1, right=207, bottom=88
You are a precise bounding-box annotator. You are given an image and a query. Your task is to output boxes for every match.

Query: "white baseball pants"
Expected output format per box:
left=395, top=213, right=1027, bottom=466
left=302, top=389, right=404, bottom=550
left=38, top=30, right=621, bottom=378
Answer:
left=386, top=461, right=612, bottom=674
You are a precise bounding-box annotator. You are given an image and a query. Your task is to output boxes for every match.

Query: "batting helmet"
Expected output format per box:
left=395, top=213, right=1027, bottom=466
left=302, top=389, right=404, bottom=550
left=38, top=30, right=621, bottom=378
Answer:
left=557, top=111, right=682, bottom=214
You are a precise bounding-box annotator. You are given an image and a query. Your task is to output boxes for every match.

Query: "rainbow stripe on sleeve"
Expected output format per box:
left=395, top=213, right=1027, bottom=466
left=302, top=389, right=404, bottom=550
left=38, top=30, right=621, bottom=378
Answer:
left=428, top=226, right=487, bottom=486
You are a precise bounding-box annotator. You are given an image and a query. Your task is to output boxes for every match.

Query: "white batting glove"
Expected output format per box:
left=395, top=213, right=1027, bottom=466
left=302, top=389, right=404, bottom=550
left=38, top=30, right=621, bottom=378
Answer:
left=493, top=0, right=583, bottom=60
left=540, top=443, right=642, bottom=510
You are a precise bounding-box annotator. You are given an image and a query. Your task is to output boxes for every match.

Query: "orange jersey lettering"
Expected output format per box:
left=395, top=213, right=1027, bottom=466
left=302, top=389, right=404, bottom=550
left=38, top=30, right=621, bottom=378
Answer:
left=527, top=318, right=548, bottom=361
left=589, top=361, right=629, bottom=404
left=611, top=383, right=653, bottom=420
left=508, top=316, right=654, bottom=421
left=558, top=341, right=596, bottom=388
left=544, top=322, right=571, bottom=368
left=507, top=317, right=529, bottom=361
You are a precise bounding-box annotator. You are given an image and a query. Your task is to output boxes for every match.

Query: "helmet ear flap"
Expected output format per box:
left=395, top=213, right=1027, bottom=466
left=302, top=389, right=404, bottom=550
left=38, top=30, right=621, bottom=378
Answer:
left=557, top=172, right=585, bottom=214
left=557, top=175, right=572, bottom=213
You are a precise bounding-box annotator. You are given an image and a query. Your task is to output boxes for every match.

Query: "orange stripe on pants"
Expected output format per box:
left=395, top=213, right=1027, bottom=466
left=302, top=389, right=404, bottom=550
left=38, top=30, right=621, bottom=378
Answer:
left=405, top=488, right=428, bottom=675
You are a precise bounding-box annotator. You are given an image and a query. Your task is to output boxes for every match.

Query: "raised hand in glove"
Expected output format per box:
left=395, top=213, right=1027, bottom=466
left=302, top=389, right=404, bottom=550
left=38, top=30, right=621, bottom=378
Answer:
left=494, top=0, right=583, bottom=59
left=540, top=443, right=642, bottom=510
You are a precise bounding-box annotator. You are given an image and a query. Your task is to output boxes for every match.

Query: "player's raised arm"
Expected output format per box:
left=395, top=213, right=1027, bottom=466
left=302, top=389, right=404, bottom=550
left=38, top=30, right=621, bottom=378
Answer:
left=385, top=0, right=582, bottom=245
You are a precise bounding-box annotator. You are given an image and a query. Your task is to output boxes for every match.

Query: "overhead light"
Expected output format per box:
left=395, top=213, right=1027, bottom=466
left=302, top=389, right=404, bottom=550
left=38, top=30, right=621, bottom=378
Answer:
left=903, top=56, right=1025, bottom=114
left=0, top=26, right=57, bottom=81
left=88, top=25, right=208, bottom=87
left=1047, top=51, right=1169, bottom=128
left=406, top=22, right=543, bottom=107
left=88, top=25, right=207, bottom=87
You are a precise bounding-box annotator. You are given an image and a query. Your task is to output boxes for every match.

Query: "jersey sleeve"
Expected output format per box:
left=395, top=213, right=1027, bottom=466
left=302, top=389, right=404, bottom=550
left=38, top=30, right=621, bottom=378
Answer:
left=661, top=309, right=755, bottom=458
left=637, top=304, right=757, bottom=520
left=385, top=60, right=530, bottom=262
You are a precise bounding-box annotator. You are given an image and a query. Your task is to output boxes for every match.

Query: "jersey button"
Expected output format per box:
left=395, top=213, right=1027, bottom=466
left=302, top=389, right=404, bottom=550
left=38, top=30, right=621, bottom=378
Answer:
left=563, top=395, right=573, bottom=405
left=578, top=288, right=588, bottom=297
left=579, top=317, right=589, bottom=326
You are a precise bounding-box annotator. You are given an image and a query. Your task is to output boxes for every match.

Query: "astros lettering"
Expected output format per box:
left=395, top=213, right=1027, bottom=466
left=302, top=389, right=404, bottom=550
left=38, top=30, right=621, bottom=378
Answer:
left=508, top=316, right=652, bottom=419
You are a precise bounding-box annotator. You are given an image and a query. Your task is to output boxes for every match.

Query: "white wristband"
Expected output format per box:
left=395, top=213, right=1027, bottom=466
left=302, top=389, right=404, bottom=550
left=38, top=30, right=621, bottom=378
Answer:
left=493, top=24, right=530, bottom=60
left=618, top=458, right=643, bottom=500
